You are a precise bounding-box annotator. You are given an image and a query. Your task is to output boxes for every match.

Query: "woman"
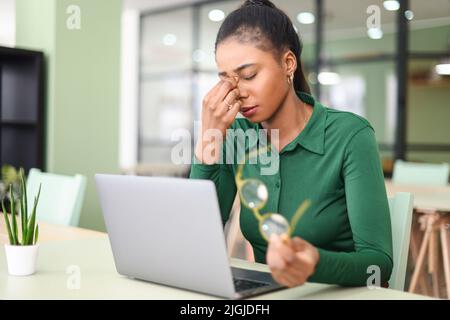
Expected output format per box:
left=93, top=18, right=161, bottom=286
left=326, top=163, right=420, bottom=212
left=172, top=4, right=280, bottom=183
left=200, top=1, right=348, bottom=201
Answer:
left=190, top=0, right=393, bottom=288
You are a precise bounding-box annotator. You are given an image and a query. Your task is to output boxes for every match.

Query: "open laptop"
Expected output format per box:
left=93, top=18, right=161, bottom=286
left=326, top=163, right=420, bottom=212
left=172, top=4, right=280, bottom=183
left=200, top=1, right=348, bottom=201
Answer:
left=95, top=174, right=284, bottom=299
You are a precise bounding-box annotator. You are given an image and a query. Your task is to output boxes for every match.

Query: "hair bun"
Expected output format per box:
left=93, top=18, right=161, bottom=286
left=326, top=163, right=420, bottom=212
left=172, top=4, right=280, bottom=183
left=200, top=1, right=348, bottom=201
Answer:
left=243, top=0, right=276, bottom=9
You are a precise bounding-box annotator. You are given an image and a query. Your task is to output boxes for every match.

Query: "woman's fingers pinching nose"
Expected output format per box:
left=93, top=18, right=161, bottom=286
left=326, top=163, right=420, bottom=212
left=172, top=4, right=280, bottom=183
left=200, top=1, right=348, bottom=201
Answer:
left=227, top=76, right=239, bottom=88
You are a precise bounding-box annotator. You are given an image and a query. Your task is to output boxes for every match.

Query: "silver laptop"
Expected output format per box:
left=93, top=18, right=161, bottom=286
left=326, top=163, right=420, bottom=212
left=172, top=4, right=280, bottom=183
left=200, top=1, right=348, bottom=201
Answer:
left=95, top=174, right=283, bottom=299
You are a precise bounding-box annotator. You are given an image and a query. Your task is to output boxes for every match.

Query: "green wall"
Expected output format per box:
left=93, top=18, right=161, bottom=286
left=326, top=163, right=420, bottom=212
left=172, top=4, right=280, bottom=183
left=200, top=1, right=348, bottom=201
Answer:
left=16, top=0, right=122, bottom=231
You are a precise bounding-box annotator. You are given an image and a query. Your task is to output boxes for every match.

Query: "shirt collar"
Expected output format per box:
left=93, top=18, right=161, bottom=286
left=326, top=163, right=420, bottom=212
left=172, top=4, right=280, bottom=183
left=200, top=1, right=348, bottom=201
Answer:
left=253, top=91, right=327, bottom=155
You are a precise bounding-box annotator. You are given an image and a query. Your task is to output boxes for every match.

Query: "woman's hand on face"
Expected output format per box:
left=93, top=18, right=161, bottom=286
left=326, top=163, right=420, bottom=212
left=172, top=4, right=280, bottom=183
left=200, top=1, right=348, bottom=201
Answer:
left=195, top=77, right=242, bottom=164
left=266, top=234, right=319, bottom=288
left=202, top=77, right=242, bottom=136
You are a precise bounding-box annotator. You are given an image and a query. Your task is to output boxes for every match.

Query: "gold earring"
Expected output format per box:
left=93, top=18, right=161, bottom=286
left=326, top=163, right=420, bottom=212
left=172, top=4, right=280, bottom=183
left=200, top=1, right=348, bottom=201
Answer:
left=287, top=74, right=294, bottom=85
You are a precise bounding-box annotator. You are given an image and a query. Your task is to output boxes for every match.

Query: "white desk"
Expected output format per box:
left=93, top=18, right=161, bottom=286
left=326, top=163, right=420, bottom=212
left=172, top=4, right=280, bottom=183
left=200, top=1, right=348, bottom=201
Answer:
left=385, top=180, right=450, bottom=212
left=0, top=238, right=432, bottom=300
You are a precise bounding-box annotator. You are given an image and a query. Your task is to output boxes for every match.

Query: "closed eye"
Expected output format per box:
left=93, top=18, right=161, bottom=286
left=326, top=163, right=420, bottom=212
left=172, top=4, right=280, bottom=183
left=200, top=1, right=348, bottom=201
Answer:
left=243, top=74, right=256, bottom=81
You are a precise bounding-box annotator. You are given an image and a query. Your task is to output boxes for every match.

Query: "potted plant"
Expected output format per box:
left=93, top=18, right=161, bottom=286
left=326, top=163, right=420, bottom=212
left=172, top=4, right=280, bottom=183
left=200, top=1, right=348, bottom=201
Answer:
left=2, top=168, right=41, bottom=276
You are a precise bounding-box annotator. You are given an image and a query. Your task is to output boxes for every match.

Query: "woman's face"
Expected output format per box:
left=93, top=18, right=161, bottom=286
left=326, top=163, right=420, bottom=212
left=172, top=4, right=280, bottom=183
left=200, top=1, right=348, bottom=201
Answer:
left=215, top=38, right=291, bottom=123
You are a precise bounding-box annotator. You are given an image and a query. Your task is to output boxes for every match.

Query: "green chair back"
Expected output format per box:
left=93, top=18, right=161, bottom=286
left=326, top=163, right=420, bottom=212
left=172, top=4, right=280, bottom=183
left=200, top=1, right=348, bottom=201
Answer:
left=388, top=192, right=414, bottom=291
left=26, top=168, right=87, bottom=226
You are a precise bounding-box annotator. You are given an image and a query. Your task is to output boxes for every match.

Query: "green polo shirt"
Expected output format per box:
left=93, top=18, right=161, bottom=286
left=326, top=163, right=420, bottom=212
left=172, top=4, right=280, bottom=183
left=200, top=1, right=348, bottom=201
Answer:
left=190, top=91, right=393, bottom=286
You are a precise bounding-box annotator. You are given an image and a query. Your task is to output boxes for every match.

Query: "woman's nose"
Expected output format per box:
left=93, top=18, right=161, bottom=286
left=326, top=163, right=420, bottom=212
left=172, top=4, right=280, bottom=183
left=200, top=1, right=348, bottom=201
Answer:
left=235, top=81, right=248, bottom=99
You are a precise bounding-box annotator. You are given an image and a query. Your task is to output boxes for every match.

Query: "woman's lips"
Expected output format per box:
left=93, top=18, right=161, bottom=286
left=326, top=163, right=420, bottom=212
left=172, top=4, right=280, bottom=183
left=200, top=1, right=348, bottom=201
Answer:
left=240, top=105, right=258, bottom=117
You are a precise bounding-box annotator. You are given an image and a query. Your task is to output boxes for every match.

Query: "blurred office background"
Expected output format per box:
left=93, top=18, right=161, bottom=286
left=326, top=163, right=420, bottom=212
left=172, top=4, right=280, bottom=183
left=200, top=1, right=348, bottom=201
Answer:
left=0, top=0, right=449, bottom=296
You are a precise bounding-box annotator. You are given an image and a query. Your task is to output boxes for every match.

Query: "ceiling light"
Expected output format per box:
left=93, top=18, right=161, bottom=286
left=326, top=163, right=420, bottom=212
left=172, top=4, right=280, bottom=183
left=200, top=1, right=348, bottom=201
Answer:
left=367, top=27, right=383, bottom=39
left=208, top=9, right=225, bottom=22
left=318, top=72, right=341, bottom=85
left=436, top=63, right=450, bottom=75
left=297, top=12, right=315, bottom=25
left=405, top=10, right=414, bottom=20
left=383, top=0, right=400, bottom=11
left=163, top=34, right=177, bottom=46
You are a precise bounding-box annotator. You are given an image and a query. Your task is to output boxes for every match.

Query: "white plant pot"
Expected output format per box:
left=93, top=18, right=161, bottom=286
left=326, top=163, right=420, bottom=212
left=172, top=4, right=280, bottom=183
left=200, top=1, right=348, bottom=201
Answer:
left=4, top=244, right=39, bottom=276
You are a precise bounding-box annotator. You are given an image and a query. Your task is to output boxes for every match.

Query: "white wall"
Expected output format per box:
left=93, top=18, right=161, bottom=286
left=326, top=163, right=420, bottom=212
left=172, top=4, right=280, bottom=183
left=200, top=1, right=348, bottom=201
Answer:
left=0, top=0, right=15, bottom=46
left=120, top=8, right=139, bottom=170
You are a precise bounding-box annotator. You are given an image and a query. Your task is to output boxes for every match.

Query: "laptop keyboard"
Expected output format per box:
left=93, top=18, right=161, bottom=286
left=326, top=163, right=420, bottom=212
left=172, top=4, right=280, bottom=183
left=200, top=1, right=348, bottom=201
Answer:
left=233, top=278, right=270, bottom=292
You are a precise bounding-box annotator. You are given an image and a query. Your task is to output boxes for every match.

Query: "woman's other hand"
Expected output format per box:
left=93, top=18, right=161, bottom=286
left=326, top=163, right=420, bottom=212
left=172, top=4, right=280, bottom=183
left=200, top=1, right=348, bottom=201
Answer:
left=266, top=234, right=319, bottom=287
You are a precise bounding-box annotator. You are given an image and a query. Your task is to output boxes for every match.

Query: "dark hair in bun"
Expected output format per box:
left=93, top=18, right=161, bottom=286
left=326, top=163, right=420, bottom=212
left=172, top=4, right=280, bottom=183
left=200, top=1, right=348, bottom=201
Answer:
left=215, top=0, right=310, bottom=94
left=242, top=0, right=276, bottom=9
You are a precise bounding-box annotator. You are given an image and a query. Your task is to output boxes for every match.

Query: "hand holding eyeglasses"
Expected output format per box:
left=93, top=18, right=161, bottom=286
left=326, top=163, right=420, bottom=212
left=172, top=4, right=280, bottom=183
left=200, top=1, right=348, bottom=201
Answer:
left=266, top=234, right=319, bottom=288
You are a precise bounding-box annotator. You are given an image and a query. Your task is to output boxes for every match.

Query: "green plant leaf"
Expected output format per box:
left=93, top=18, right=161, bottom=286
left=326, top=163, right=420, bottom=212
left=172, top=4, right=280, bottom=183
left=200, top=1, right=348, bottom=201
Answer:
left=9, top=185, right=19, bottom=245
left=2, top=199, right=15, bottom=245
left=20, top=194, right=26, bottom=244
left=34, top=224, right=39, bottom=245
left=20, top=168, right=28, bottom=216
left=26, top=184, right=41, bottom=245
left=20, top=168, right=28, bottom=242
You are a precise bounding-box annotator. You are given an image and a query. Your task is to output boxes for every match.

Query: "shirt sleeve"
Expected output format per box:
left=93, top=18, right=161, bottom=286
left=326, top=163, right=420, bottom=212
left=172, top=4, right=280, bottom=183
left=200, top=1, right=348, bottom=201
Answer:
left=189, top=145, right=237, bottom=227
left=309, top=126, right=393, bottom=286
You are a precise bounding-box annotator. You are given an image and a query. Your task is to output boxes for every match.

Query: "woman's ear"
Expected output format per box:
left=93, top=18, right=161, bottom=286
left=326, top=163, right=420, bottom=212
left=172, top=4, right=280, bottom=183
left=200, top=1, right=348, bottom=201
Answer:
left=283, top=50, right=298, bottom=76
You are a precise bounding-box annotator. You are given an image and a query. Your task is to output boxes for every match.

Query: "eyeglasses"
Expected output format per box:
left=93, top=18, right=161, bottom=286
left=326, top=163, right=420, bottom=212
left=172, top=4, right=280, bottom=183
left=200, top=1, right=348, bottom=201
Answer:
left=234, top=146, right=311, bottom=242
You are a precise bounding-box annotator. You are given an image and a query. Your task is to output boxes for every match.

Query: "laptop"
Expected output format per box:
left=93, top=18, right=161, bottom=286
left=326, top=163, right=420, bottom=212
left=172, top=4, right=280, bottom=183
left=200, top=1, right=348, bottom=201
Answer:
left=95, top=174, right=284, bottom=299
